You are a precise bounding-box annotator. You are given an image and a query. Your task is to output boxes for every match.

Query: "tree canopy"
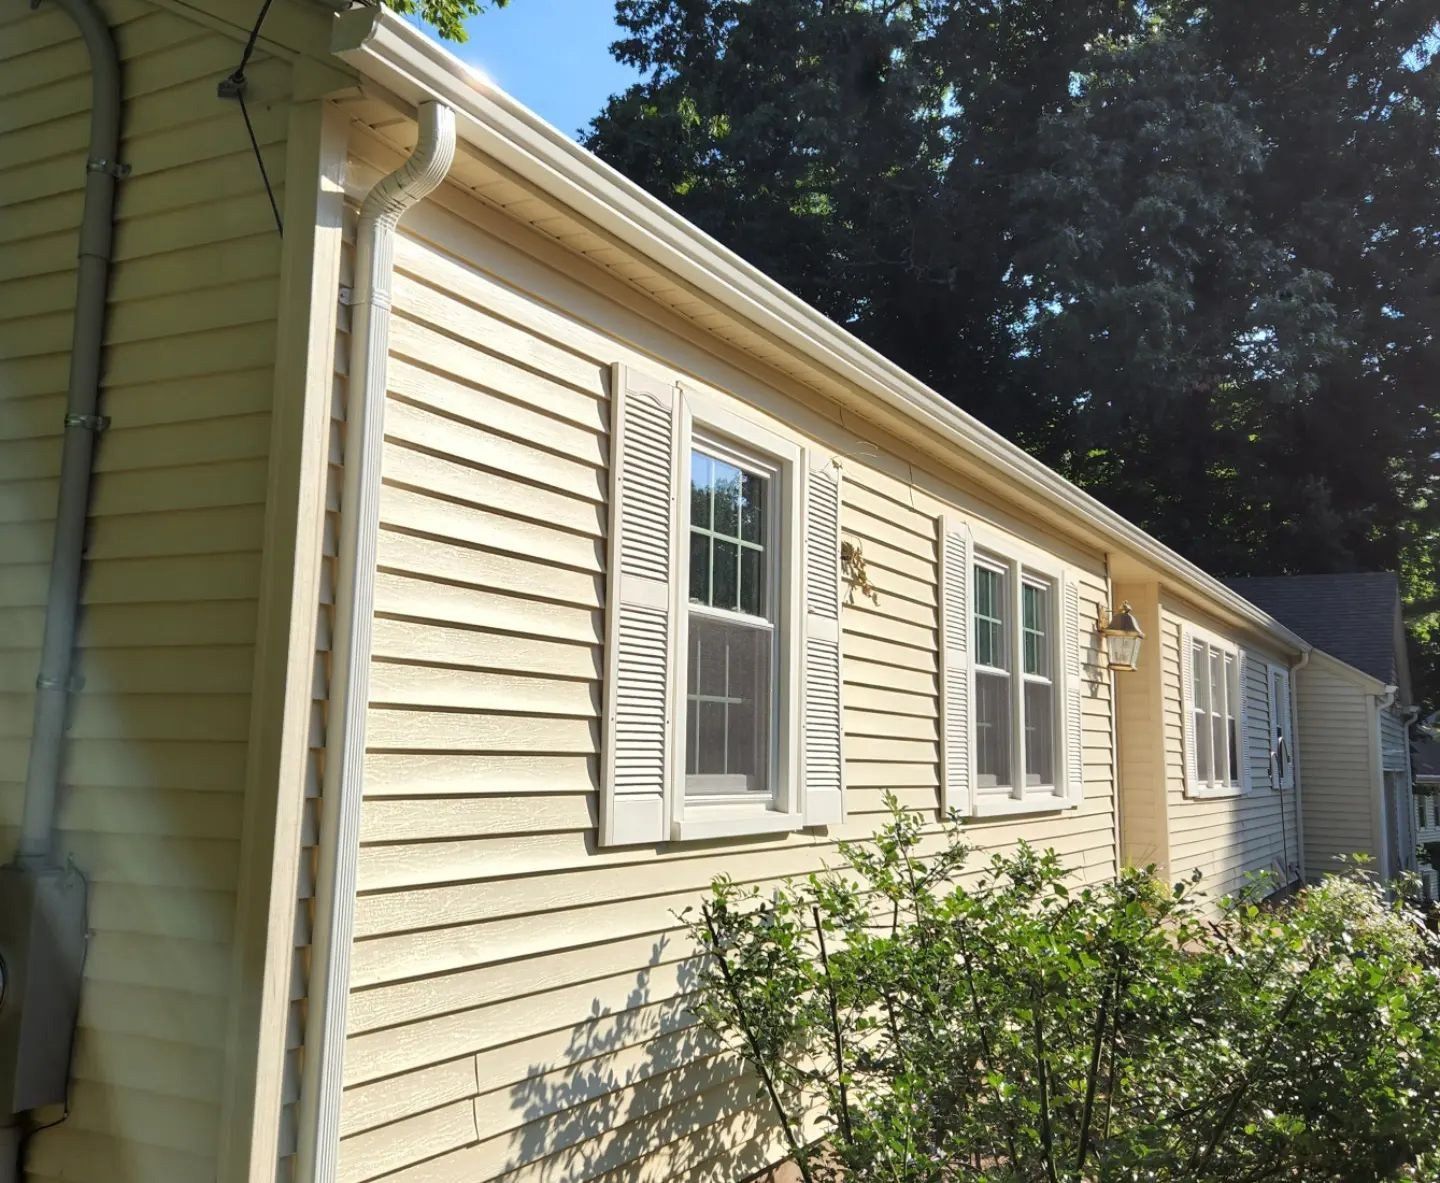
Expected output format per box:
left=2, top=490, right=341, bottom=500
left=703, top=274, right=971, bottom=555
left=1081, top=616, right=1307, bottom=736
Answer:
left=583, top=0, right=1440, bottom=705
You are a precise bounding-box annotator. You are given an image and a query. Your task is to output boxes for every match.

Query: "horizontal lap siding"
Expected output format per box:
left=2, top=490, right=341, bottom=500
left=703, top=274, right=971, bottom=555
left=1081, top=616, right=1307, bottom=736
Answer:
left=1295, top=665, right=1373, bottom=881
left=0, top=3, right=285, bottom=1179
left=1160, top=606, right=1300, bottom=904
left=330, top=133, right=1115, bottom=1180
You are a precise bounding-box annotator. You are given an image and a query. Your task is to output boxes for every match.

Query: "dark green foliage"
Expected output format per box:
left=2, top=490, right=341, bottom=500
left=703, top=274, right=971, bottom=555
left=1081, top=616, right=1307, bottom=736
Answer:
left=587, top=1, right=1440, bottom=709
left=380, top=0, right=509, bottom=43
left=685, top=801, right=1440, bottom=1181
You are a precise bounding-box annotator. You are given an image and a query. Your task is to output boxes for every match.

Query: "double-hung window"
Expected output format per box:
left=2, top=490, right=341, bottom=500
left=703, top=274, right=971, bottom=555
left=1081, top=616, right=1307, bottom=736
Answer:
left=601, top=365, right=844, bottom=846
left=684, top=441, right=776, bottom=800
left=940, top=518, right=1083, bottom=819
left=1268, top=665, right=1295, bottom=789
left=1184, top=631, right=1244, bottom=796
left=972, top=554, right=1059, bottom=799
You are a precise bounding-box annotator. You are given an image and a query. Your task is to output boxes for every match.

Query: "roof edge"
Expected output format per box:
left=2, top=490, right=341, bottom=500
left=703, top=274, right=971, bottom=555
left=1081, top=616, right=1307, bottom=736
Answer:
left=329, top=7, right=1310, bottom=656
left=1308, top=647, right=1392, bottom=694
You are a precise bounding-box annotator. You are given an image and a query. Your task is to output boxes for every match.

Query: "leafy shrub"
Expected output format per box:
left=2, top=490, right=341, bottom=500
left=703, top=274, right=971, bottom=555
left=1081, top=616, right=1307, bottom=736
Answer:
left=684, top=799, right=1440, bottom=1182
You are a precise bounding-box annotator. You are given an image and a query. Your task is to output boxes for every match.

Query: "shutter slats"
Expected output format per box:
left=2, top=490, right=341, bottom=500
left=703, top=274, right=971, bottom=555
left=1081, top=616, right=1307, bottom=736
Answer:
left=802, top=458, right=843, bottom=825
left=939, top=520, right=972, bottom=817
left=602, top=366, right=679, bottom=846
left=1181, top=626, right=1199, bottom=793
left=1238, top=650, right=1253, bottom=791
left=1062, top=575, right=1084, bottom=804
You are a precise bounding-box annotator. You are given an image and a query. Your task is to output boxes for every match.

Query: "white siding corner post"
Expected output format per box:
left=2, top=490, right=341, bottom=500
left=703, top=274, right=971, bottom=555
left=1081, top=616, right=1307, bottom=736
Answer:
left=296, top=100, right=456, bottom=1183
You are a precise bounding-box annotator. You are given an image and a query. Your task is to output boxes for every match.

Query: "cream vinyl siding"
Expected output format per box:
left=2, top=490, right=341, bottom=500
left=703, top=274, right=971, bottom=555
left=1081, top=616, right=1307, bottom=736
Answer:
left=0, top=2, right=289, bottom=1179
left=1295, top=661, right=1375, bottom=881
left=1113, top=584, right=1168, bottom=872
left=327, top=120, right=1116, bottom=1183
left=1160, top=601, right=1300, bottom=902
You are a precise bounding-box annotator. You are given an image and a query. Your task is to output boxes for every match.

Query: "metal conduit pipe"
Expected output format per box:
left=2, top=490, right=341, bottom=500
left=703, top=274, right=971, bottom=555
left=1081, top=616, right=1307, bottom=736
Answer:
left=21, top=0, right=124, bottom=867
left=1, top=4, right=123, bottom=1180
left=296, top=99, right=456, bottom=1183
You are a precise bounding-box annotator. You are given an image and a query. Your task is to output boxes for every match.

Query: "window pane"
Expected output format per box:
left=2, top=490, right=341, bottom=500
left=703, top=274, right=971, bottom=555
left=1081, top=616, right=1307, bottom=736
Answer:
left=690, top=451, right=713, bottom=530
left=1209, top=650, right=1224, bottom=715
left=713, top=539, right=739, bottom=610
left=1228, top=718, right=1239, bottom=783
left=686, top=613, right=772, bottom=795
left=1022, top=581, right=1050, bottom=677
left=740, top=470, right=765, bottom=543
left=973, top=564, right=1007, bottom=670
left=740, top=546, right=762, bottom=617
left=1195, top=709, right=1212, bottom=783
left=1212, top=714, right=1228, bottom=785
left=689, top=532, right=710, bottom=605
left=1024, top=680, right=1054, bottom=786
left=1192, top=641, right=1208, bottom=712
left=976, top=671, right=1012, bottom=788
left=713, top=459, right=741, bottom=536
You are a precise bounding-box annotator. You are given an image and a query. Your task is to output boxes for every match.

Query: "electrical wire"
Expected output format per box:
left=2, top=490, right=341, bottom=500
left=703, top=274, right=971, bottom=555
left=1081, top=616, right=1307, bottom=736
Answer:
left=239, top=89, right=283, bottom=236
left=222, top=0, right=283, bottom=237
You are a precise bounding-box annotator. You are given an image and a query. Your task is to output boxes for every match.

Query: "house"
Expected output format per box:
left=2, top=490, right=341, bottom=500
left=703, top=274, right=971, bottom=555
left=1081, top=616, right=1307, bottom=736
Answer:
left=0, top=3, right=1390, bottom=1182
left=1226, top=574, right=1417, bottom=884
left=1413, top=731, right=1440, bottom=897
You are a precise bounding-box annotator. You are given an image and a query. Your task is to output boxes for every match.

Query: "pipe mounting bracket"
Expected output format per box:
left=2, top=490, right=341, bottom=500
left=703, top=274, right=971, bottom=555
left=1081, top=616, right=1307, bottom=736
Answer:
left=64, top=412, right=110, bottom=432
left=86, top=157, right=130, bottom=178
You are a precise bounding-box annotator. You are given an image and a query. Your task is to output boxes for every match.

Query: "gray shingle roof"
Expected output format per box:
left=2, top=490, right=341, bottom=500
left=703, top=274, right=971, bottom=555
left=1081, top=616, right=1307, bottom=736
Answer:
left=1223, top=573, right=1404, bottom=686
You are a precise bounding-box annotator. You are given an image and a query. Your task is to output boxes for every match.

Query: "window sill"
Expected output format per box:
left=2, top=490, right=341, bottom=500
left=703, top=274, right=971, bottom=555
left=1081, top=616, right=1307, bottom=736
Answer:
left=1184, top=784, right=1246, bottom=801
left=672, top=808, right=803, bottom=842
left=970, top=793, right=1076, bottom=819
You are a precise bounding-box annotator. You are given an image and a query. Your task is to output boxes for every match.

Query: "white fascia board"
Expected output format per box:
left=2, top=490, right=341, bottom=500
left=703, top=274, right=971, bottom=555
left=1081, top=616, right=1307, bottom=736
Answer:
left=329, top=6, right=1311, bottom=658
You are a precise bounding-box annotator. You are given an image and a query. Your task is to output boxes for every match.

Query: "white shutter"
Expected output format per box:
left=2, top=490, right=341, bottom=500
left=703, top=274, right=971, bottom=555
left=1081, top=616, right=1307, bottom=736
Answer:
left=1180, top=625, right=1199, bottom=794
left=1238, top=650, right=1253, bottom=791
left=801, top=455, right=843, bottom=825
left=938, top=519, right=973, bottom=817
left=1061, top=573, right=1085, bottom=805
left=601, top=365, right=680, bottom=846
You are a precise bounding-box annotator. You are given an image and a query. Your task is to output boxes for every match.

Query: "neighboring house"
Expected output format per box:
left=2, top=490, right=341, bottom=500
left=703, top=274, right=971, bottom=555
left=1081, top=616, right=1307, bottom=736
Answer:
left=1227, top=574, right=1417, bottom=885
left=1414, top=732, right=1440, bottom=898
left=0, top=4, right=1388, bottom=1183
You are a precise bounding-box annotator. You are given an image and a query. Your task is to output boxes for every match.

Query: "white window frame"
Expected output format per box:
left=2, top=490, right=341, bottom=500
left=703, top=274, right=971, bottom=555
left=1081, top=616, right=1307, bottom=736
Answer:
left=672, top=392, right=804, bottom=840
left=969, top=538, right=1067, bottom=817
left=1267, top=664, right=1296, bottom=790
left=1184, top=627, right=1246, bottom=799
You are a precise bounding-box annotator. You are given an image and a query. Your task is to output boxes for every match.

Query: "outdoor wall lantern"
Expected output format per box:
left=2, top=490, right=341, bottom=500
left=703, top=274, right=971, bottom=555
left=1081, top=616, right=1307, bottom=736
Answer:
left=1098, top=602, right=1145, bottom=672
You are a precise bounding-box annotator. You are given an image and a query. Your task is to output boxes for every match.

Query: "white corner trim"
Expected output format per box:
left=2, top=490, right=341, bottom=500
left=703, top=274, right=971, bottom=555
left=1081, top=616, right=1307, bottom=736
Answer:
left=295, top=100, right=457, bottom=1183
left=327, top=6, right=1312, bottom=661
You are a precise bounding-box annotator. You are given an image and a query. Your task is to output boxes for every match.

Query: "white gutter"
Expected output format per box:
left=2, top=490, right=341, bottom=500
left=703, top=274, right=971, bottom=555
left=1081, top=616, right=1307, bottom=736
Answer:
left=328, top=7, right=1310, bottom=659
left=296, top=98, right=456, bottom=1183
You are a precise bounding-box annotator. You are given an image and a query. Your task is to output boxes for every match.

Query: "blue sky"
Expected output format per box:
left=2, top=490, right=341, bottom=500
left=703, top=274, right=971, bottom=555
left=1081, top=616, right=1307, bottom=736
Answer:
left=426, top=1, right=643, bottom=139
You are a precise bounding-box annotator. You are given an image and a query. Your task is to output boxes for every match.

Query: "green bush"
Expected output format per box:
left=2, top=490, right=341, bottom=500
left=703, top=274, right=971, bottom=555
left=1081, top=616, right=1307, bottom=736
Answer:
left=684, top=799, right=1440, bottom=1182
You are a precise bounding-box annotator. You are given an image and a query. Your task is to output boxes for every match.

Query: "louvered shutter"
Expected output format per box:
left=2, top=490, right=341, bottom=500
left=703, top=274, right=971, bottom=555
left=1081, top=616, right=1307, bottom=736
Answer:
left=1237, top=651, right=1253, bottom=791
left=1180, top=625, right=1199, bottom=794
left=802, top=456, right=843, bottom=826
left=1061, top=574, right=1085, bottom=805
left=938, top=519, right=973, bottom=817
left=601, top=365, right=680, bottom=846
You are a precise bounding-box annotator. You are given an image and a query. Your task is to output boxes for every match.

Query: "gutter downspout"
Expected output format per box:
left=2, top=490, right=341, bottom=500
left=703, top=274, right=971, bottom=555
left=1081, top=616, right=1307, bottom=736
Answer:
left=1373, top=684, right=1400, bottom=884
left=1287, top=649, right=1310, bottom=885
left=295, top=99, right=455, bottom=1183
left=20, top=0, right=125, bottom=868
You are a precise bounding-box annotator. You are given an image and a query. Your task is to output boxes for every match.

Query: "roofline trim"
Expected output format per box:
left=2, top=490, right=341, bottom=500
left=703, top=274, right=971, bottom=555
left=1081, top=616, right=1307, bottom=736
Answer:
left=330, top=7, right=1310, bottom=654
